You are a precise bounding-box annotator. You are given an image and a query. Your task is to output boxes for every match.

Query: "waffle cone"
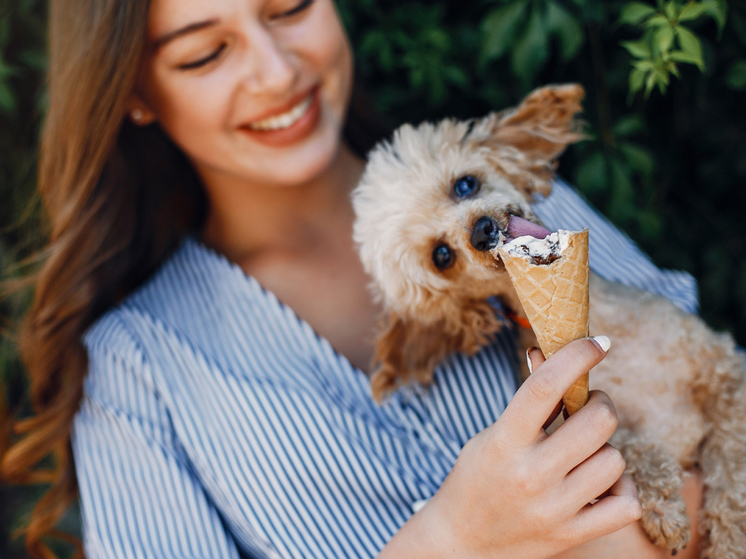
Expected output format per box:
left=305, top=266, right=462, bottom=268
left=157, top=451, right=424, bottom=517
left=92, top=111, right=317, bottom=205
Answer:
left=497, top=230, right=590, bottom=415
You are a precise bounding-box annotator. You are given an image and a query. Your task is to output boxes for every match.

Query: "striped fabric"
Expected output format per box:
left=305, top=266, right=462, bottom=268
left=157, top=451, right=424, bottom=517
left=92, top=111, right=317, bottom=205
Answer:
left=72, top=180, right=698, bottom=559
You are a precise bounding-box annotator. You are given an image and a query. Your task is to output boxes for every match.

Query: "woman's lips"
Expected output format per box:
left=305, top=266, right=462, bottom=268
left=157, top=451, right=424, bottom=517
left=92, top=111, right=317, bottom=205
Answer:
left=237, top=87, right=321, bottom=148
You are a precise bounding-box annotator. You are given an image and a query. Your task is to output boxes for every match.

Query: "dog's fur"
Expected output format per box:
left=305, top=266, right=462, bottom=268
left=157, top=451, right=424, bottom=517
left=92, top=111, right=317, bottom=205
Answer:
left=352, top=85, right=746, bottom=557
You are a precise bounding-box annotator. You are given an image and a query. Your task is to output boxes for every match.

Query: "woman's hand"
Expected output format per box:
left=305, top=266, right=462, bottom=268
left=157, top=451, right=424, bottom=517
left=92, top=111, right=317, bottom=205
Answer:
left=380, top=337, right=642, bottom=559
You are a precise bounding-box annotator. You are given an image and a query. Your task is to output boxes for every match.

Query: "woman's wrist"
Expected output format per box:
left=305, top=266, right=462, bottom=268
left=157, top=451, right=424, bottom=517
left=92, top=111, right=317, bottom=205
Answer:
left=378, top=502, right=451, bottom=559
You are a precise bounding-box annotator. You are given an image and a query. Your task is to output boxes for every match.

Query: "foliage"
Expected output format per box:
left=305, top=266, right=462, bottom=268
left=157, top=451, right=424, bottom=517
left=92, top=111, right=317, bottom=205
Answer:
left=2, top=0, right=746, bottom=556
left=619, top=0, right=726, bottom=97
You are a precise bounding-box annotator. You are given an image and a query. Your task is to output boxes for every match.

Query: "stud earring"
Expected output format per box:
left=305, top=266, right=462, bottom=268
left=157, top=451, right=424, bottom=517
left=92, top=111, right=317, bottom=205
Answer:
left=131, top=109, right=144, bottom=122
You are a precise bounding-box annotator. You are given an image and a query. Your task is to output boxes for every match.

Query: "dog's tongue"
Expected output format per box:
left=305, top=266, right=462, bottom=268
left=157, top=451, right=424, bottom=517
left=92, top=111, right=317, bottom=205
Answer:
left=507, top=215, right=552, bottom=240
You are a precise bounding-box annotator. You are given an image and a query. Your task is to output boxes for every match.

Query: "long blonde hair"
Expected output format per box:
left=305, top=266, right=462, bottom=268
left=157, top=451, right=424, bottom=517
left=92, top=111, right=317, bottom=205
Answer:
left=1, top=1, right=205, bottom=556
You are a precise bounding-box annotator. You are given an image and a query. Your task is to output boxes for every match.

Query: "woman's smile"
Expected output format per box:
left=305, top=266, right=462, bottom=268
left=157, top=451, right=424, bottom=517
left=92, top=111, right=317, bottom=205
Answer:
left=238, top=85, right=321, bottom=147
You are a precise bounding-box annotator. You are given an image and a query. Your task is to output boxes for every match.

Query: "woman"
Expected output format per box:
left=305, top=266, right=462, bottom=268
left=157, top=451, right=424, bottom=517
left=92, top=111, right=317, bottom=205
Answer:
left=2, top=0, right=703, bottom=557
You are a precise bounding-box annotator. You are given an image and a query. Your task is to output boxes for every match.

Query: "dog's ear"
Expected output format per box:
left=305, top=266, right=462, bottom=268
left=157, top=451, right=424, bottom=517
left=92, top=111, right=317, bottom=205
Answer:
left=370, top=300, right=501, bottom=403
left=454, top=298, right=503, bottom=355
left=370, top=311, right=455, bottom=403
left=474, top=84, right=585, bottom=198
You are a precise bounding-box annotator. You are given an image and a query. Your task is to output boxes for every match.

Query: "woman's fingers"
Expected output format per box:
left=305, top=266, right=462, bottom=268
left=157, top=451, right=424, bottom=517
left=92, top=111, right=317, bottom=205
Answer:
left=570, top=474, right=642, bottom=542
left=561, top=443, right=627, bottom=510
left=501, top=339, right=609, bottom=445
left=541, top=391, right=619, bottom=473
left=528, top=348, right=565, bottom=430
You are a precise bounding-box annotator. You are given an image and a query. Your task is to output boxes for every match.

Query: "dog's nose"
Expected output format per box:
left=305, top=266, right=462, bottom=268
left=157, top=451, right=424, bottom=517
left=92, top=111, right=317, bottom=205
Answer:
left=470, top=216, right=499, bottom=251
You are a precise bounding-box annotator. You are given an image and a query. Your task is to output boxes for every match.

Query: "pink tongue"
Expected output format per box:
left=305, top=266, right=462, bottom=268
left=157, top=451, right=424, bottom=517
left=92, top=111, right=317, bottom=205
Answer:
left=507, top=215, right=552, bottom=240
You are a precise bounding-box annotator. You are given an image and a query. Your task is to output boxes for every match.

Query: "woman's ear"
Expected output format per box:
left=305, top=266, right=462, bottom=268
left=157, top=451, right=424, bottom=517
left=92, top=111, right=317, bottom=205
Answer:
left=126, top=94, right=157, bottom=126
left=369, top=300, right=502, bottom=403
left=472, top=84, right=586, bottom=198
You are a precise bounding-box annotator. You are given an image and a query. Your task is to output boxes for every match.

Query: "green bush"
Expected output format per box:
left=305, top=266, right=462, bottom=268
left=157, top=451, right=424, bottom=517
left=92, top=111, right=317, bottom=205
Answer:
left=2, top=0, right=745, bottom=556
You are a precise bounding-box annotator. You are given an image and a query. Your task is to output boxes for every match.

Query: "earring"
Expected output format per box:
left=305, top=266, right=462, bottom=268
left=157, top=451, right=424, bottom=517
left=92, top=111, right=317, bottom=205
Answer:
left=131, top=108, right=144, bottom=122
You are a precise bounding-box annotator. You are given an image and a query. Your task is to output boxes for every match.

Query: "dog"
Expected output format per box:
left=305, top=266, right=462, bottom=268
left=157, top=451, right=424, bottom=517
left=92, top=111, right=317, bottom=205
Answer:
left=352, top=84, right=746, bottom=557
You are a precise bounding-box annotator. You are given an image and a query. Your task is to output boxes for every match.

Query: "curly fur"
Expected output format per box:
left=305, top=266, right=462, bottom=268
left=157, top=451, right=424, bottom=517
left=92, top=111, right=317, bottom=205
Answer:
left=352, top=84, right=746, bottom=557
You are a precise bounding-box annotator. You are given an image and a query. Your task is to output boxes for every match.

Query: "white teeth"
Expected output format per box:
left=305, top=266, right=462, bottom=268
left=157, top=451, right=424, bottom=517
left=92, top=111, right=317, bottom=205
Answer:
left=248, top=94, right=313, bottom=131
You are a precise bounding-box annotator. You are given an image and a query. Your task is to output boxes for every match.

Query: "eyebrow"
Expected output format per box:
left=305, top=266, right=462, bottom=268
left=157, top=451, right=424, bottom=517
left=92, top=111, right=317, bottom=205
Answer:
left=152, top=19, right=220, bottom=50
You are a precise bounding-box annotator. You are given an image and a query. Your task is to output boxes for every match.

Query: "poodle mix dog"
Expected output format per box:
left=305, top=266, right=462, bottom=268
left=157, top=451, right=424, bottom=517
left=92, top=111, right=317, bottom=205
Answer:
left=352, top=84, right=746, bottom=558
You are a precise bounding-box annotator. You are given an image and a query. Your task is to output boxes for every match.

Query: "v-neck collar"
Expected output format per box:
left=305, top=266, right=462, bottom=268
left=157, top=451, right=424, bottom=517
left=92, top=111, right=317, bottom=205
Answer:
left=183, top=235, right=379, bottom=390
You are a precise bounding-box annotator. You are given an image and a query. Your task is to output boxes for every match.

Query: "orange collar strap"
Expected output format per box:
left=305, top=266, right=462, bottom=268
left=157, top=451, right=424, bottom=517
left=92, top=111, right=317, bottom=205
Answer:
left=506, top=311, right=533, bottom=330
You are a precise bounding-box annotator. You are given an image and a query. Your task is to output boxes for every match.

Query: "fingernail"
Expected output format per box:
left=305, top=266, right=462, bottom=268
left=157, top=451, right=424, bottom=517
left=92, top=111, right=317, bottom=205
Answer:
left=590, top=335, right=611, bottom=352
left=526, top=347, right=538, bottom=374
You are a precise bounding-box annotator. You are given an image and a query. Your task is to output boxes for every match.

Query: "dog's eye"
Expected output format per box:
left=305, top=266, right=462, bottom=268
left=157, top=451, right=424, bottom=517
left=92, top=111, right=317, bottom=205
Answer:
left=453, top=175, right=480, bottom=198
left=432, top=244, right=454, bottom=270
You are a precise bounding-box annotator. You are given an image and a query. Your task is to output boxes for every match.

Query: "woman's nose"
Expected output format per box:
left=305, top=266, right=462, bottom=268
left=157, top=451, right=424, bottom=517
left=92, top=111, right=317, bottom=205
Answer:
left=242, top=26, right=297, bottom=95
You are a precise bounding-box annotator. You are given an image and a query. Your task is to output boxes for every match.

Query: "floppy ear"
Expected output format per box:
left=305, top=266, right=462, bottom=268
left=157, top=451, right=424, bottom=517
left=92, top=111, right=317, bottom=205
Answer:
left=370, top=299, right=502, bottom=403
left=370, top=311, right=455, bottom=403
left=477, top=84, right=586, bottom=198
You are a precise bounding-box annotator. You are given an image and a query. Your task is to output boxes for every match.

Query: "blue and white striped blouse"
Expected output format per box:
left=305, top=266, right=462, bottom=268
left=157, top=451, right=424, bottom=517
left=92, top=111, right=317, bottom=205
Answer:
left=72, top=180, right=698, bottom=559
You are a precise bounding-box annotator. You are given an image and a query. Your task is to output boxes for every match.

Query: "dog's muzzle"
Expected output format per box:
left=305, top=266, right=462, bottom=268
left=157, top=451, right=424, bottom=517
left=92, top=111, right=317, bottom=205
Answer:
left=470, top=216, right=499, bottom=251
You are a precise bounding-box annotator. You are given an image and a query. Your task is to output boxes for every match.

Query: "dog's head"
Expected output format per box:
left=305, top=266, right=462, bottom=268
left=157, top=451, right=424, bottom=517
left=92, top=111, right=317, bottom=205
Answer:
left=352, top=84, right=585, bottom=401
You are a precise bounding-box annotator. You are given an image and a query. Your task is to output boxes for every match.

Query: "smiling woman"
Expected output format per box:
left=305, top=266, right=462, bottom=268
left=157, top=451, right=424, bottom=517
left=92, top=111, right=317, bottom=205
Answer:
left=132, top=0, right=354, bottom=187
left=2, top=0, right=703, bottom=558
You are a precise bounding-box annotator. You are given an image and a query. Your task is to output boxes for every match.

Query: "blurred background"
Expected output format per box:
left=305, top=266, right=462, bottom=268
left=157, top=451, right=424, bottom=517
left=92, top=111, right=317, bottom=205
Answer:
left=1, top=0, right=745, bottom=556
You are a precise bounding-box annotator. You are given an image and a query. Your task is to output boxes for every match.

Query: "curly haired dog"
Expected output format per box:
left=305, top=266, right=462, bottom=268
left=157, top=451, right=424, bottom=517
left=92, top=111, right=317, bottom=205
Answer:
left=352, top=84, right=746, bottom=558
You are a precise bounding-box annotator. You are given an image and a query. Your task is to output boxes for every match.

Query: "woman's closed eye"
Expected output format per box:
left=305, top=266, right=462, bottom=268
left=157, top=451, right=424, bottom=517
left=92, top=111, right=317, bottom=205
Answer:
left=176, top=0, right=315, bottom=71
left=178, top=43, right=227, bottom=71
left=272, top=0, right=315, bottom=20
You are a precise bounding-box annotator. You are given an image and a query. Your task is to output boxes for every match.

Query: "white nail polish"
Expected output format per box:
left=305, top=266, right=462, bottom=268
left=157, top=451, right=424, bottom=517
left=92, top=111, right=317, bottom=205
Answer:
left=526, top=348, right=534, bottom=374
left=412, top=498, right=430, bottom=513
left=591, top=335, right=611, bottom=352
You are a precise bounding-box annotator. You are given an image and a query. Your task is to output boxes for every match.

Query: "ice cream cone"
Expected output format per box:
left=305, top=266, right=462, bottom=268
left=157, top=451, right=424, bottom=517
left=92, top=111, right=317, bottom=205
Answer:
left=497, top=229, right=590, bottom=415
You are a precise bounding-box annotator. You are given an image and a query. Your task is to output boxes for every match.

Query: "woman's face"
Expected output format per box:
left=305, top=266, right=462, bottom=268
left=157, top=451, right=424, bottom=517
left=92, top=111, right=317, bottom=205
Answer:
left=135, top=0, right=353, bottom=187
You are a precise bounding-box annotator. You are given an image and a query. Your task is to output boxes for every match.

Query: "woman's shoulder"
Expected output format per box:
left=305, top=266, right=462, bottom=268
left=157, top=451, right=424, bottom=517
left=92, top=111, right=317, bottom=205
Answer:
left=83, top=236, right=237, bottom=359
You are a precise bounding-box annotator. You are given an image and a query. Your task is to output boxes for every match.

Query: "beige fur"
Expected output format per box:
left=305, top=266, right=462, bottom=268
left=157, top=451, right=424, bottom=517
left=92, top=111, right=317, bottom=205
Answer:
left=352, top=84, right=746, bottom=557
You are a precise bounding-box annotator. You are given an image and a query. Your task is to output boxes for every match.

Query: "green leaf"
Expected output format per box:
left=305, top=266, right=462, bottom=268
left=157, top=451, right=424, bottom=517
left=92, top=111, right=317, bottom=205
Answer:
left=702, top=0, right=727, bottom=35
left=619, top=142, right=655, bottom=176
left=655, top=25, right=675, bottom=52
left=629, top=66, right=647, bottom=97
left=636, top=209, right=662, bottom=238
left=668, top=50, right=703, bottom=66
left=677, top=2, right=707, bottom=22
left=480, top=0, right=529, bottom=62
left=442, top=65, right=469, bottom=87
left=575, top=151, right=608, bottom=195
left=608, top=157, right=635, bottom=220
left=546, top=1, right=585, bottom=61
left=510, top=5, right=548, bottom=87
left=676, top=25, right=704, bottom=69
left=613, top=115, right=645, bottom=136
left=664, top=1, right=678, bottom=21
left=633, top=59, right=655, bottom=71
left=618, top=2, right=657, bottom=25
left=726, top=59, right=746, bottom=90
left=621, top=40, right=651, bottom=59
left=645, top=14, right=671, bottom=27
left=18, top=49, right=47, bottom=71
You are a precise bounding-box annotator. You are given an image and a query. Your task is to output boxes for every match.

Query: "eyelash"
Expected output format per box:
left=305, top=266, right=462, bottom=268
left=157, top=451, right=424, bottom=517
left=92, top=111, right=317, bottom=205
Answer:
left=179, top=43, right=227, bottom=70
left=280, top=0, right=314, bottom=18
left=177, top=0, right=315, bottom=71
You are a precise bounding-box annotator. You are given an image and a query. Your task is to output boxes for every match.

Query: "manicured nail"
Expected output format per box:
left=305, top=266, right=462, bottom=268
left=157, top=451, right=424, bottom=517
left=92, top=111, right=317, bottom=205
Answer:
left=591, top=335, right=611, bottom=352
left=526, top=347, right=538, bottom=374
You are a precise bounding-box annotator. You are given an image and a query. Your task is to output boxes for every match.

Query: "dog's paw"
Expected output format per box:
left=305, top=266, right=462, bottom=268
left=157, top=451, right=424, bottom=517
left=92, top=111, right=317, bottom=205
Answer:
left=612, top=428, right=691, bottom=555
